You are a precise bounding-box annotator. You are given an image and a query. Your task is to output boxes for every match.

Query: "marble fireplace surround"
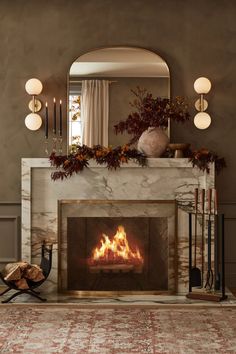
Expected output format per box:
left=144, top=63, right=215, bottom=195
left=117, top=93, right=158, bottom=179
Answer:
left=21, top=158, right=215, bottom=294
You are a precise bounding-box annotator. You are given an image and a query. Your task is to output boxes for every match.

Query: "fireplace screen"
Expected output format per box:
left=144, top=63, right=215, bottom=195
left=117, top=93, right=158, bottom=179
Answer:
left=67, top=216, right=169, bottom=291
left=58, top=200, right=177, bottom=293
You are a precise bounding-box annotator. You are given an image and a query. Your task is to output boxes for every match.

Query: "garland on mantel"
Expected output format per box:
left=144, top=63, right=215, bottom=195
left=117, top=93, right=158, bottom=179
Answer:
left=49, top=145, right=147, bottom=181
left=49, top=145, right=226, bottom=181
left=187, top=148, right=226, bottom=174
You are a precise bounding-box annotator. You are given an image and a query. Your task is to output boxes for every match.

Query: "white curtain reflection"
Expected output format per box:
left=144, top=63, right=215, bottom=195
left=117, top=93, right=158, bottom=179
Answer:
left=81, top=80, right=109, bottom=147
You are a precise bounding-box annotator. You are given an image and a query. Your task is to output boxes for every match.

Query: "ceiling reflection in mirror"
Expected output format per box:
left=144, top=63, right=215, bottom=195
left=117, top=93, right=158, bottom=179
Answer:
left=68, top=47, right=170, bottom=149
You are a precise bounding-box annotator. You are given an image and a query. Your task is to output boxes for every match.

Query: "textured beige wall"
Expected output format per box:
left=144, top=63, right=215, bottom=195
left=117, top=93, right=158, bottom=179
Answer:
left=0, top=0, right=235, bottom=203
left=0, top=0, right=235, bottom=287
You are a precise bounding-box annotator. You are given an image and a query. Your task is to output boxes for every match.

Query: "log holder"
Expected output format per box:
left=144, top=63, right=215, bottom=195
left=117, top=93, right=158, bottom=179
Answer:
left=0, top=243, right=53, bottom=303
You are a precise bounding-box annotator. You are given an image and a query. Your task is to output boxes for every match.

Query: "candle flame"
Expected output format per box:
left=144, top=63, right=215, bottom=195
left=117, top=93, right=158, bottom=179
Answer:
left=53, top=98, right=56, bottom=103
left=60, top=99, right=62, bottom=104
left=46, top=102, right=48, bottom=107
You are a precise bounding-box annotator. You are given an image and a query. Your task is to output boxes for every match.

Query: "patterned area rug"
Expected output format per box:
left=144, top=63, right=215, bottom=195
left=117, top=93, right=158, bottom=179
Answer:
left=0, top=305, right=236, bottom=353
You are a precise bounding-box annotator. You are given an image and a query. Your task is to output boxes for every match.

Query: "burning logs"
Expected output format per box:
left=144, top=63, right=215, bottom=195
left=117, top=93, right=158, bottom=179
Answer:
left=89, top=263, right=139, bottom=274
left=2, top=262, right=45, bottom=289
left=88, top=225, right=144, bottom=274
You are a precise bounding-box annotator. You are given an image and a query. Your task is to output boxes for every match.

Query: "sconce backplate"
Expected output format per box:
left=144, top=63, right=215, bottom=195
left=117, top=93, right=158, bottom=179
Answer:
left=28, top=99, right=42, bottom=113
left=195, top=98, right=208, bottom=112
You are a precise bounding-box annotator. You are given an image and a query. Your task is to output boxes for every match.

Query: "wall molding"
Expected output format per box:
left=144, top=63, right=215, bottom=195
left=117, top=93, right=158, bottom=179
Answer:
left=0, top=203, right=21, bottom=269
left=0, top=202, right=21, bottom=205
left=0, top=216, right=20, bottom=263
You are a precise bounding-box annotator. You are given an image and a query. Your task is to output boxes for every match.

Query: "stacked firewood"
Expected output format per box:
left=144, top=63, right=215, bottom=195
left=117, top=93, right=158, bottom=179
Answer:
left=2, top=262, right=45, bottom=289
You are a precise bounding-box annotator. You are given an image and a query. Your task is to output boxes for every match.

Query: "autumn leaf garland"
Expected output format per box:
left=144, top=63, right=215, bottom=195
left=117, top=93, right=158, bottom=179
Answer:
left=49, top=145, right=225, bottom=181
left=187, top=148, right=226, bottom=174
left=49, top=145, right=147, bottom=180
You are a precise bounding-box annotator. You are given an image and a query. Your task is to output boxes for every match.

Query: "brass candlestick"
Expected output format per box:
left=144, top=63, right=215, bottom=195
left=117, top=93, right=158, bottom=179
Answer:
left=45, top=137, right=49, bottom=156
left=58, top=136, right=63, bottom=155
left=52, top=135, right=57, bottom=153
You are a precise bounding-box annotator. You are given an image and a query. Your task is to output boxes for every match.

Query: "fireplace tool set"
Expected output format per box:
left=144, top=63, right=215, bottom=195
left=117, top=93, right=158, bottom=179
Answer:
left=187, top=188, right=227, bottom=301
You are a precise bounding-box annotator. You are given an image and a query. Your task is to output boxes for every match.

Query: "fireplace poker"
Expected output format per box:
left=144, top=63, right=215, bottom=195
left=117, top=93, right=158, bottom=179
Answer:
left=214, top=189, right=221, bottom=290
left=201, top=188, right=205, bottom=288
left=205, top=189, right=214, bottom=290
left=191, top=188, right=201, bottom=287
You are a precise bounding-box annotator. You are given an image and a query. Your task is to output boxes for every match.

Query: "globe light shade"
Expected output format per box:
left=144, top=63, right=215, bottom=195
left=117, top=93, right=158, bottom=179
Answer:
left=194, top=77, right=211, bottom=94
left=25, top=113, right=42, bottom=131
left=25, top=78, right=43, bottom=95
left=194, top=112, right=211, bottom=130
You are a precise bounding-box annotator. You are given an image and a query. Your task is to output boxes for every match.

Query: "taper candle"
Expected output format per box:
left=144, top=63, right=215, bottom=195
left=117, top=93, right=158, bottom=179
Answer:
left=59, top=99, right=62, bottom=136
left=45, top=102, right=48, bottom=138
left=53, top=98, right=56, bottom=134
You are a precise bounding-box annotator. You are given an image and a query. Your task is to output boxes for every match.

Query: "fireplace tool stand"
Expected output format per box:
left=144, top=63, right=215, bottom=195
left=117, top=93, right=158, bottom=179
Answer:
left=0, top=243, right=52, bottom=303
left=187, top=212, right=227, bottom=302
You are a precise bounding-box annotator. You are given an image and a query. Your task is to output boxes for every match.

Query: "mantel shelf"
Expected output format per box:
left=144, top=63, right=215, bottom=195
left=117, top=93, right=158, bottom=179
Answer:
left=22, top=157, right=194, bottom=169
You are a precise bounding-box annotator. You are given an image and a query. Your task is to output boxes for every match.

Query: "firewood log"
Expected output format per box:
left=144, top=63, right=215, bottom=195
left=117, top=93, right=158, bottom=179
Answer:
left=3, top=264, right=22, bottom=281
left=14, top=278, right=29, bottom=289
left=24, top=264, right=45, bottom=282
left=18, top=262, right=29, bottom=271
left=2, top=262, right=44, bottom=284
left=3, top=261, right=29, bottom=279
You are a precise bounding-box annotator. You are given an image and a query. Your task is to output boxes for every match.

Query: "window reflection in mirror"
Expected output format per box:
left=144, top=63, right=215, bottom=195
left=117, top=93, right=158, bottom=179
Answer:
left=68, top=82, right=82, bottom=148
left=68, top=47, right=170, bottom=151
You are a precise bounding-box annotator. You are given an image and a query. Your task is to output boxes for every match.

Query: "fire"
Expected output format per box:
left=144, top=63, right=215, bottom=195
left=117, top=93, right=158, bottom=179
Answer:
left=88, top=225, right=143, bottom=266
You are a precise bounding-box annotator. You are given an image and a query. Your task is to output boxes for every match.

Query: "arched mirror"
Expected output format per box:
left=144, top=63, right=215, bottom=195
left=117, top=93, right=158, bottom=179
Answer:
left=68, top=47, right=170, bottom=150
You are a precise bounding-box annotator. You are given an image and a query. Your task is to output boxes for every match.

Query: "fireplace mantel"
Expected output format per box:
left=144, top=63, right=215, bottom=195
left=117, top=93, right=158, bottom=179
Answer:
left=21, top=157, right=214, bottom=294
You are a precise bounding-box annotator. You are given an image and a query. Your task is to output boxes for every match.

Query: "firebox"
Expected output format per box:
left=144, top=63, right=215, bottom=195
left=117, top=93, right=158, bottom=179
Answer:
left=58, top=200, right=177, bottom=294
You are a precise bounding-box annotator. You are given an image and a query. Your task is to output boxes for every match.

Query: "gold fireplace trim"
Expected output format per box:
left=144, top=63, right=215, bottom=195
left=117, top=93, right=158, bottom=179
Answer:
left=57, top=199, right=178, bottom=296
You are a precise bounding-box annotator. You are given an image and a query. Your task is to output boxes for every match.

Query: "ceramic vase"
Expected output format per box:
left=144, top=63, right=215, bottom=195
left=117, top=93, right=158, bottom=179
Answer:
left=137, top=127, right=169, bottom=157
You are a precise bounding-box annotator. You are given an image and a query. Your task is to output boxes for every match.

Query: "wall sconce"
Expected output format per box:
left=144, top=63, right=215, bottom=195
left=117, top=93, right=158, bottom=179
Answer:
left=193, top=77, right=211, bottom=129
left=25, top=78, right=43, bottom=131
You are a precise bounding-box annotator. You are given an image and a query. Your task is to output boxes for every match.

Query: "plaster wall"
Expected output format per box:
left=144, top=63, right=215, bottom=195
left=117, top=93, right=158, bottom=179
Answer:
left=0, top=0, right=235, bottom=285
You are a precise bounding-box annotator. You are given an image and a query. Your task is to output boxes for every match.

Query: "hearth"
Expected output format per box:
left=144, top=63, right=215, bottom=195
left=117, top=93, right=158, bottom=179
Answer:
left=58, top=200, right=177, bottom=294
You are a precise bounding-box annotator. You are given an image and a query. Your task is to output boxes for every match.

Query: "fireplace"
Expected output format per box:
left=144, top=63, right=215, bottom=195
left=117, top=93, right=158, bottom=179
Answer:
left=58, top=200, right=177, bottom=294
left=22, top=158, right=214, bottom=294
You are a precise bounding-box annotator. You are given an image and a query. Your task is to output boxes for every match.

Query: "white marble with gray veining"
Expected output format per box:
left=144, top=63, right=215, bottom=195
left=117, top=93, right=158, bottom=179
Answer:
left=21, top=158, right=215, bottom=294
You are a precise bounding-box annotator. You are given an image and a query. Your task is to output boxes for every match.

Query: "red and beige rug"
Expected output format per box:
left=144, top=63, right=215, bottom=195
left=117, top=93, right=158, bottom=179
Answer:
left=0, top=305, right=236, bottom=353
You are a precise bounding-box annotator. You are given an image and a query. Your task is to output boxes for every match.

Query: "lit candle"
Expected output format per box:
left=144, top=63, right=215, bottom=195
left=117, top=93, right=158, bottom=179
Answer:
left=45, top=102, right=48, bottom=139
left=59, top=99, right=62, bottom=137
left=53, top=98, right=56, bottom=134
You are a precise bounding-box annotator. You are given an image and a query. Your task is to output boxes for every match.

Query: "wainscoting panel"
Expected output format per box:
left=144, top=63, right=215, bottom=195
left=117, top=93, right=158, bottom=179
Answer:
left=219, top=203, right=236, bottom=288
left=0, top=216, right=20, bottom=262
left=0, top=203, right=21, bottom=284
